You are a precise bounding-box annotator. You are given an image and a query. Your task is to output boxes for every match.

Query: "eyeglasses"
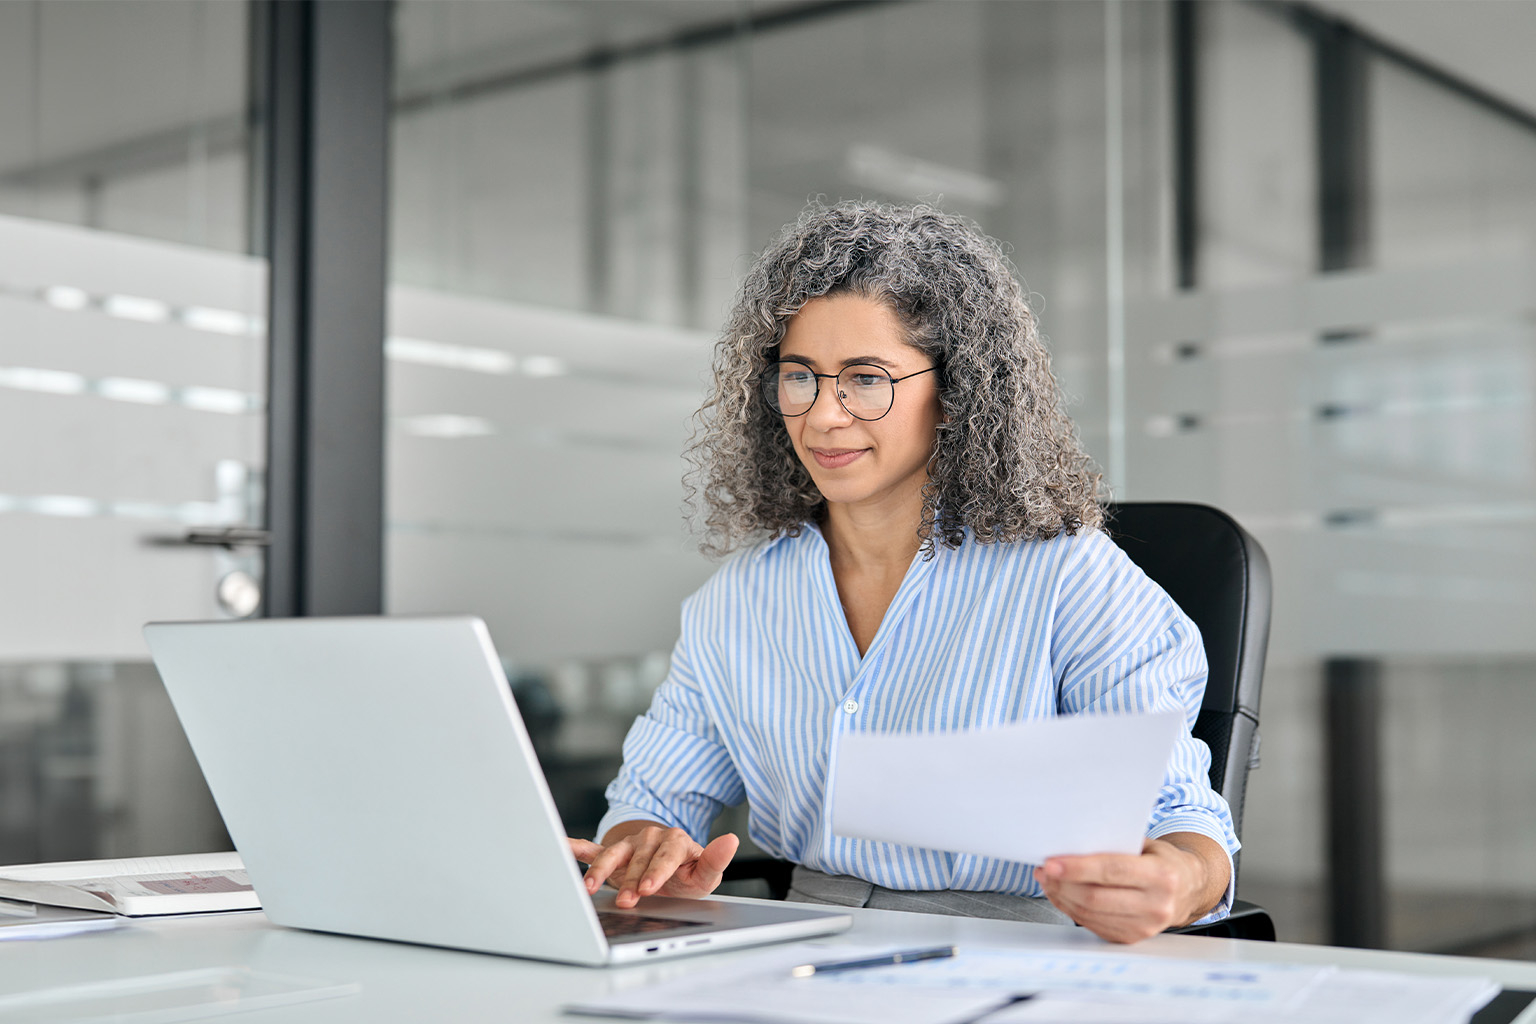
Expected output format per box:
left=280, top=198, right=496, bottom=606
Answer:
left=760, top=360, right=940, bottom=421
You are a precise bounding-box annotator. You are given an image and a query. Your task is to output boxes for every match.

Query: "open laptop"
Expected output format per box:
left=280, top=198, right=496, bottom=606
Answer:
left=143, top=616, right=851, bottom=966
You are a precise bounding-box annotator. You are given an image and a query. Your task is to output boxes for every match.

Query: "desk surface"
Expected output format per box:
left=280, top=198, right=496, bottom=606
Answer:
left=5, top=901, right=1536, bottom=1023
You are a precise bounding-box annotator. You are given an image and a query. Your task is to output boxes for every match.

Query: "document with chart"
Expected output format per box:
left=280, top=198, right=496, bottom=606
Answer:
left=829, top=711, right=1183, bottom=863
left=568, top=942, right=1498, bottom=1024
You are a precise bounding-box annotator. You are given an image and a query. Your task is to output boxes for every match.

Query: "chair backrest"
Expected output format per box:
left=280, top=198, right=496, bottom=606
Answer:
left=1103, top=503, right=1271, bottom=842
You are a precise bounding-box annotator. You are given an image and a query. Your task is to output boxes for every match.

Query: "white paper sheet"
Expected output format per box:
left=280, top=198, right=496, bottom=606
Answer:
left=807, top=947, right=1326, bottom=1009
left=0, top=900, right=120, bottom=942
left=987, top=965, right=1499, bottom=1024
left=565, top=944, right=1497, bottom=1024
left=830, top=712, right=1184, bottom=862
left=564, top=944, right=1012, bottom=1024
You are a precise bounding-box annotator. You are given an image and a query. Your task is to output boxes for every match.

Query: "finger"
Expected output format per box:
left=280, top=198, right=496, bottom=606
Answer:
left=1053, top=881, right=1176, bottom=921
left=1033, top=870, right=1077, bottom=920
left=676, top=833, right=738, bottom=894
left=1082, top=914, right=1162, bottom=944
left=697, top=833, right=739, bottom=878
left=568, top=838, right=603, bottom=864
left=1040, top=885, right=1137, bottom=940
left=620, top=829, right=700, bottom=908
left=1078, top=902, right=1168, bottom=945
left=616, top=831, right=673, bottom=906
left=1035, top=871, right=1084, bottom=919
left=1042, top=889, right=1090, bottom=927
left=583, top=837, right=641, bottom=893
left=1041, top=854, right=1149, bottom=888
left=1047, top=879, right=1183, bottom=943
left=637, top=833, right=704, bottom=897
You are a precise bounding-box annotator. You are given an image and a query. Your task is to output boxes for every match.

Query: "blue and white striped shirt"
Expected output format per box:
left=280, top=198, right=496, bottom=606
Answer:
left=599, top=523, right=1239, bottom=919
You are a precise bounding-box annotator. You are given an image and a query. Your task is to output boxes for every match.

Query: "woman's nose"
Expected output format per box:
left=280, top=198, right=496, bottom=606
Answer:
left=806, top=382, right=855, bottom=429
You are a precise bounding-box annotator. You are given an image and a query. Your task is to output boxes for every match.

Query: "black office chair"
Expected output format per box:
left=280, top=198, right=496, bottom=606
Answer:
left=1105, top=502, right=1275, bottom=941
left=723, top=501, right=1276, bottom=941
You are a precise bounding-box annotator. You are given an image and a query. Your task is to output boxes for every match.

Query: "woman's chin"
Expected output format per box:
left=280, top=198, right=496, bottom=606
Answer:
left=814, top=482, right=910, bottom=513
left=804, top=471, right=870, bottom=507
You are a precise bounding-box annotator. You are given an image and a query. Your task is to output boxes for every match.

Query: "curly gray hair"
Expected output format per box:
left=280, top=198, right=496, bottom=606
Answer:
left=686, top=200, right=1102, bottom=556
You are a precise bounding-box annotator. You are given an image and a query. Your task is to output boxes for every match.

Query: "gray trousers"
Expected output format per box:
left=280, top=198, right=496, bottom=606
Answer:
left=786, top=866, right=1074, bottom=926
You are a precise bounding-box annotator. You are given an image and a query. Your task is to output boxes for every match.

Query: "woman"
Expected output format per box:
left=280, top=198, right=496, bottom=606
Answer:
left=569, top=201, right=1237, bottom=943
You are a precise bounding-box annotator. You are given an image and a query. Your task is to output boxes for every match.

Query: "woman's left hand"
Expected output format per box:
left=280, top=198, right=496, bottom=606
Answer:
left=1032, top=832, right=1229, bottom=943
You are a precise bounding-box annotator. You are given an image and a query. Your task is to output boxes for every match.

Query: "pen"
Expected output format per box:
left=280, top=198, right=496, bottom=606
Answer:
left=790, top=944, right=956, bottom=978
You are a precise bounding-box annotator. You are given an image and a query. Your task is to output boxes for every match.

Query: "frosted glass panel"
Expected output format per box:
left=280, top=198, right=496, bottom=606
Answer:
left=0, top=0, right=260, bottom=865
left=1123, top=256, right=1536, bottom=657
left=0, top=215, right=266, bottom=661
left=385, top=286, right=713, bottom=663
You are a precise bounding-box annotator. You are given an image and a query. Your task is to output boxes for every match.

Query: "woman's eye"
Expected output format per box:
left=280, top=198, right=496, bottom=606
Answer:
left=848, top=374, right=885, bottom=388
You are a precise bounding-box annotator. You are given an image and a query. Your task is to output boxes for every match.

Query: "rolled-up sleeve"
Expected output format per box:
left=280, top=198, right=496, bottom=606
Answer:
left=595, top=610, right=746, bottom=843
left=1053, top=533, right=1241, bottom=922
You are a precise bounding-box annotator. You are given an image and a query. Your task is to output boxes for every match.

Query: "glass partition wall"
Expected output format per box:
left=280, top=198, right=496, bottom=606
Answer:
left=388, top=0, right=1536, bottom=956
left=1123, top=2, right=1536, bottom=954
left=0, top=0, right=264, bottom=862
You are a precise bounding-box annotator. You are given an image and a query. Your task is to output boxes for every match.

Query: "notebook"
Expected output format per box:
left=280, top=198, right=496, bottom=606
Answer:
left=142, top=616, right=851, bottom=966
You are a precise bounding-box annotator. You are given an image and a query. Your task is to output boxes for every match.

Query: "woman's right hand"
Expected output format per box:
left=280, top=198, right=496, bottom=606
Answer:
left=568, top=823, right=739, bottom=909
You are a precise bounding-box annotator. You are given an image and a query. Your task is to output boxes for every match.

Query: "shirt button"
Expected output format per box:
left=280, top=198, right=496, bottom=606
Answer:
left=843, top=699, right=859, bottom=714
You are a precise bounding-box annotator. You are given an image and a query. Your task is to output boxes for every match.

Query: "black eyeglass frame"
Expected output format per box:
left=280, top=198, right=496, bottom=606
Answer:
left=760, top=360, right=942, bottom=422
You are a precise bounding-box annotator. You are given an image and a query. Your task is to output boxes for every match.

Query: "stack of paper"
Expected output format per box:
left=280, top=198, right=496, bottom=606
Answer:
left=565, top=944, right=1500, bottom=1024
left=829, top=947, right=1500, bottom=1024
left=0, top=900, right=119, bottom=941
left=567, top=946, right=1011, bottom=1024
left=0, top=853, right=258, bottom=917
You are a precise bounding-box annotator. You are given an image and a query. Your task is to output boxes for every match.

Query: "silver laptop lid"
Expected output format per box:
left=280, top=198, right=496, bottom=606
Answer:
left=144, top=616, right=612, bottom=964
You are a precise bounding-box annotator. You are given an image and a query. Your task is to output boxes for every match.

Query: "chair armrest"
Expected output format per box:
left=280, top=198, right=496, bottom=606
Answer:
left=1172, top=899, right=1277, bottom=941
left=720, top=856, right=795, bottom=901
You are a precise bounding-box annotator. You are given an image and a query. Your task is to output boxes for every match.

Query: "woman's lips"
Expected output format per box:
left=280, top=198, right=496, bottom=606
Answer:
left=810, top=447, right=867, bottom=469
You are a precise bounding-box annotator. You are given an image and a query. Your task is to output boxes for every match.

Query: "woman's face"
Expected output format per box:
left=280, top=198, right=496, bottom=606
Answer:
left=776, top=293, right=943, bottom=520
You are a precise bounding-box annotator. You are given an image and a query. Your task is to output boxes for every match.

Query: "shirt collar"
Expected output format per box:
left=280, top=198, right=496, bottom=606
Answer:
left=752, top=522, right=825, bottom=562
left=752, top=520, right=961, bottom=563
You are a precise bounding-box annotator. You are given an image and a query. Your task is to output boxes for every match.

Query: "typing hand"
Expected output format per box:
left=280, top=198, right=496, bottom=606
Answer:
left=568, top=825, right=739, bottom=909
left=1032, top=834, right=1226, bottom=943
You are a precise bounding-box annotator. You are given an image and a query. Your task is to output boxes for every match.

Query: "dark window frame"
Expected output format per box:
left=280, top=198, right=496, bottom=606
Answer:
left=259, top=0, right=391, bottom=617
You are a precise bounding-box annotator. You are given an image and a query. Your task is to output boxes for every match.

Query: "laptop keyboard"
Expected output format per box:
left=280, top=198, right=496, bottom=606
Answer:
left=597, top=911, right=709, bottom=938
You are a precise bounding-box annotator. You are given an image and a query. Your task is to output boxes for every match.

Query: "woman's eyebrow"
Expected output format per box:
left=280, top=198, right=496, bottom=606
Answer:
left=777, top=354, right=900, bottom=369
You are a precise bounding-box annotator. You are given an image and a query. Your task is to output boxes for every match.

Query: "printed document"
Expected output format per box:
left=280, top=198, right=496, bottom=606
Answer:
left=565, top=944, right=1016, bottom=1024
left=0, top=853, right=257, bottom=917
left=565, top=944, right=1497, bottom=1024
left=984, top=961, right=1498, bottom=1024
left=830, top=711, right=1183, bottom=862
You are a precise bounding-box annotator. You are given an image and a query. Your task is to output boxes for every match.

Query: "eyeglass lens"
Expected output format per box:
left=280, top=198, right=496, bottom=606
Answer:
left=764, top=362, right=895, bottom=419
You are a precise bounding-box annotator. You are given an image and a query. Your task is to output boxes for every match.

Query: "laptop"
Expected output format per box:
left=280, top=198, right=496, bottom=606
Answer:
left=143, top=616, right=851, bottom=966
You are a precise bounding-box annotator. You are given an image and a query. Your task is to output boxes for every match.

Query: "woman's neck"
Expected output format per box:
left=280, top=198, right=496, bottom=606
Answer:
left=820, top=491, right=928, bottom=656
left=821, top=497, right=925, bottom=576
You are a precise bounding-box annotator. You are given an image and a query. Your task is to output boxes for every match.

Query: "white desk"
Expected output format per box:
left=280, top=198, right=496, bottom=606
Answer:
left=4, top=902, right=1535, bottom=1022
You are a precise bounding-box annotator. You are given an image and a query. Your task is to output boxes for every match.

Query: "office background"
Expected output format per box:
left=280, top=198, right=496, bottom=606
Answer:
left=0, top=0, right=1532, bottom=959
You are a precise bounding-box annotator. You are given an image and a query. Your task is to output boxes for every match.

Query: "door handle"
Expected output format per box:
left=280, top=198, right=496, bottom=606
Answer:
left=147, top=526, right=272, bottom=550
